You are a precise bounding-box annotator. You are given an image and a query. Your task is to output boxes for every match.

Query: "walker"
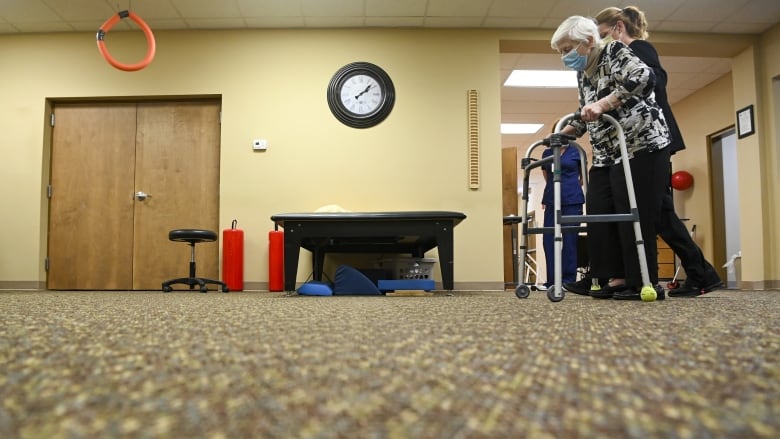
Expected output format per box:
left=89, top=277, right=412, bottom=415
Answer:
left=513, top=112, right=657, bottom=302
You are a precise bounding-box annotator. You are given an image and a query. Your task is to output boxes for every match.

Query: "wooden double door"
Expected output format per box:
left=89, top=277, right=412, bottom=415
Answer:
left=48, top=100, right=221, bottom=290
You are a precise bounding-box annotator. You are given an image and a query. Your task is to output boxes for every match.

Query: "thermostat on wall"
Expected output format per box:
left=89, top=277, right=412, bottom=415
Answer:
left=252, top=139, right=268, bottom=151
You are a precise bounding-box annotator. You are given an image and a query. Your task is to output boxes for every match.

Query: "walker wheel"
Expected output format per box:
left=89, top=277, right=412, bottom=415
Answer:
left=547, top=287, right=564, bottom=302
left=515, top=285, right=531, bottom=299
left=640, top=286, right=657, bottom=302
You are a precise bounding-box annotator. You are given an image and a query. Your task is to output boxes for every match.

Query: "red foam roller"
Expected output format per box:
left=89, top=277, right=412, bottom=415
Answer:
left=222, top=220, right=244, bottom=291
left=269, top=230, right=284, bottom=292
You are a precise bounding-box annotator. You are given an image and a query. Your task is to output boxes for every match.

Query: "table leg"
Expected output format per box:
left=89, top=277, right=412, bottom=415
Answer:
left=283, top=238, right=300, bottom=291
left=312, top=250, right=325, bottom=282
left=436, top=226, right=455, bottom=290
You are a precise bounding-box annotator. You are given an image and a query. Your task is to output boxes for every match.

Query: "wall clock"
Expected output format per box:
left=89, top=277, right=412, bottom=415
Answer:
left=327, top=62, right=395, bottom=128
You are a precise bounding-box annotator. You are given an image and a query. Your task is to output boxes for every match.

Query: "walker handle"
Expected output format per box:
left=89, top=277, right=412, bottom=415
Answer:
left=543, top=133, right=576, bottom=147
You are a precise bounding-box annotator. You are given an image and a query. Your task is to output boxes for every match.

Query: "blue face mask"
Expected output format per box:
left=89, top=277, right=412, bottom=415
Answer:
left=561, top=44, right=587, bottom=71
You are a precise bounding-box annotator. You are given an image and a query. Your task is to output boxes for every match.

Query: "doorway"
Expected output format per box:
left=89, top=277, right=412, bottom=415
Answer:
left=47, top=100, right=222, bottom=290
left=709, top=128, right=741, bottom=288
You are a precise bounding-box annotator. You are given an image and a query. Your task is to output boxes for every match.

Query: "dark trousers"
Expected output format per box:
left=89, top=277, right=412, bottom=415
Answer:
left=586, top=148, right=670, bottom=288
left=657, top=183, right=719, bottom=284
left=543, top=203, right=583, bottom=287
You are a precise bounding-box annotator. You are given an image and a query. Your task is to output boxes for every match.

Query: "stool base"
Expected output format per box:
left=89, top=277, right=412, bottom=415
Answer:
left=162, top=277, right=229, bottom=293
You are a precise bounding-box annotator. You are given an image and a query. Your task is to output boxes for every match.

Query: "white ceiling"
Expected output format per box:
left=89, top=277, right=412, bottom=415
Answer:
left=1, top=0, right=777, bottom=149
left=1, top=0, right=778, bottom=34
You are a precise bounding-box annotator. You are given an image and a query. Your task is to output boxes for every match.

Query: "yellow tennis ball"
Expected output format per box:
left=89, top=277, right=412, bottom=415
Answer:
left=640, top=286, right=657, bottom=302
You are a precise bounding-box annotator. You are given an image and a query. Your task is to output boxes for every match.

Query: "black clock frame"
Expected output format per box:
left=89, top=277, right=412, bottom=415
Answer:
left=327, top=62, right=395, bottom=129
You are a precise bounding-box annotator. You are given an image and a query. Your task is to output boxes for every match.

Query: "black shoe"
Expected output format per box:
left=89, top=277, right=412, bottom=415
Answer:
left=669, top=279, right=723, bottom=297
left=564, top=277, right=598, bottom=296
left=613, top=285, right=666, bottom=301
left=702, top=278, right=724, bottom=293
left=590, top=283, right=628, bottom=299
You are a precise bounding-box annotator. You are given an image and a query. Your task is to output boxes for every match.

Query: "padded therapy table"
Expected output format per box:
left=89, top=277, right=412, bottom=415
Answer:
left=270, top=211, right=467, bottom=291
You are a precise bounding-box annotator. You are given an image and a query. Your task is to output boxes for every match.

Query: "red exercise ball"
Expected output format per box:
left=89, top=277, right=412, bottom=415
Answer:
left=671, top=170, right=694, bottom=191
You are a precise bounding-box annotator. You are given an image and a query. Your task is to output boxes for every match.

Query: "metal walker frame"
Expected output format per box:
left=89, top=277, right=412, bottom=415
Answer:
left=513, top=112, right=657, bottom=302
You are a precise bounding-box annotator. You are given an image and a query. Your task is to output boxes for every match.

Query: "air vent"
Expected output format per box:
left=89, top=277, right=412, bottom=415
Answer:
left=467, top=89, right=480, bottom=189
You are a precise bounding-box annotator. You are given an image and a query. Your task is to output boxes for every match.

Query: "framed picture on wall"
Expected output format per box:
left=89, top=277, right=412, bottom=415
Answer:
left=736, top=105, right=755, bottom=139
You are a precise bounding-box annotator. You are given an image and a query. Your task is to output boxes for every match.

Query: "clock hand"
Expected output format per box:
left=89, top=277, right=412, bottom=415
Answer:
left=354, top=84, right=373, bottom=99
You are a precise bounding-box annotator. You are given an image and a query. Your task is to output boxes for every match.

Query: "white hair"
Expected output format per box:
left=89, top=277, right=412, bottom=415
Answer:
left=551, top=15, right=601, bottom=50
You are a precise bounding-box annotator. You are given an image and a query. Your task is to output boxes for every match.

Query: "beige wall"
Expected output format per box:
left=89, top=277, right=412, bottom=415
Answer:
left=0, top=29, right=506, bottom=290
left=1, top=24, right=779, bottom=290
left=758, top=24, right=780, bottom=285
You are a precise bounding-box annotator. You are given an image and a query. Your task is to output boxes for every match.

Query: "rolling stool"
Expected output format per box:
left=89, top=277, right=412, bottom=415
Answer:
left=162, top=229, right=229, bottom=293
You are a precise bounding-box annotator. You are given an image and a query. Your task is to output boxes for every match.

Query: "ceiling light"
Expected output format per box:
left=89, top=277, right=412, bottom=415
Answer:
left=501, top=123, right=543, bottom=134
left=504, top=70, right=577, bottom=88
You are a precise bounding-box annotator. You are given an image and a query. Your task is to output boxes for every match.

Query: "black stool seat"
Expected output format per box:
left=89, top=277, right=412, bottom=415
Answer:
left=169, top=229, right=218, bottom=243
left=162, top=228, right=229, bottom=293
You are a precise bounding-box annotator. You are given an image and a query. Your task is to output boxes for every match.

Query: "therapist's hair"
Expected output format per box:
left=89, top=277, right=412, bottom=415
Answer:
left=551, top=16, right=601, bottom=51
left=595, top=6, right=649, bottom=40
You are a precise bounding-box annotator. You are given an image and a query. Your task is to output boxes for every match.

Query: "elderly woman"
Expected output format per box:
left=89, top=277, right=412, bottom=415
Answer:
left=551, top=15, right=671, bottom=300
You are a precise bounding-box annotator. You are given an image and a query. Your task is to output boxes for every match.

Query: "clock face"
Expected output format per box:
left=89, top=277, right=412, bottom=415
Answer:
left=340, top=74, right=383, bottom=116
left=327, top=62, right=395, bottom=128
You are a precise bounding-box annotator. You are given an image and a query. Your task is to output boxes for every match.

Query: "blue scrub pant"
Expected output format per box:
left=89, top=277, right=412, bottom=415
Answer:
left=543, top=203, right=584, bottom=287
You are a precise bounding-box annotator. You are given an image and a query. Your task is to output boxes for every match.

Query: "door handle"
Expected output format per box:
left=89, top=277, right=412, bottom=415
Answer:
left=135, top=191, right=152, bottom=201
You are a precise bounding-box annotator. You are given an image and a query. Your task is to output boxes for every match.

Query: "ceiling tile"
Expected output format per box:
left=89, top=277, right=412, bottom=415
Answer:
left=365, top=17, right=425, bottom=27
left=665, top=0, right=745, bottom=22
left=245, top=17, right=306, bottom=28
left=729, top=0, right=780, bottom=23
left=127, top=0, right=182, bottom=20
left=1, top=0, right=60, bottom=23
left=69, top=20, right=111, bottom=32
left=546, top=0, right=616, bottom=20
left=655, top=21, right=716, bottom=33
left=424, top=17, right=485, bottom=27
left=304, top=17, right=365, bottom=27
left=488, top=0, right=555, bottom=17
left=170, top=0, right=242, bottom=19
left=41, top=0, right=114, bottom=21
left=483, top=18, right=545, bottom=28
left=366, top=0, right=426, bottom=16
left=237, top=0, right=303, bottom=17
left=427, top=0, right=492, bottom=17
left=140, top=19, right=191, bottom=31
left=301, top=0, right=363, bottom=17
left=184, top=18, right=246, bottom=29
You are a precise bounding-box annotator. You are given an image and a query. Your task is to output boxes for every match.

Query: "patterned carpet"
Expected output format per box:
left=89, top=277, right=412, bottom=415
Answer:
left=1, top=289, right=778, bottom=438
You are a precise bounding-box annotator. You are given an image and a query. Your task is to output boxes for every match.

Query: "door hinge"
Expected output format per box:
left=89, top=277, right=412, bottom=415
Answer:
left=47, top=185, right=52, bottom=198
left=45, top=258, right=49, bottom=272
left=50, top=113, right=55, bottom=127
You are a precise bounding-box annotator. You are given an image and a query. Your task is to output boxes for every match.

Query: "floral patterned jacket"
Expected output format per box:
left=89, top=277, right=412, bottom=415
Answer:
left=568, top=41, right=670, bottom=167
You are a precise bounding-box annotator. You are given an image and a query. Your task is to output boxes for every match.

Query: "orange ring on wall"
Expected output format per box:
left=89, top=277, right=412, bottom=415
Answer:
left=96, top=10, right=156, bottom=72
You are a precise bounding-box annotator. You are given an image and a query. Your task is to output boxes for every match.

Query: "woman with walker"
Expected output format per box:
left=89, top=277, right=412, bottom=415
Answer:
left=551, top=15, right=671, bottom=300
